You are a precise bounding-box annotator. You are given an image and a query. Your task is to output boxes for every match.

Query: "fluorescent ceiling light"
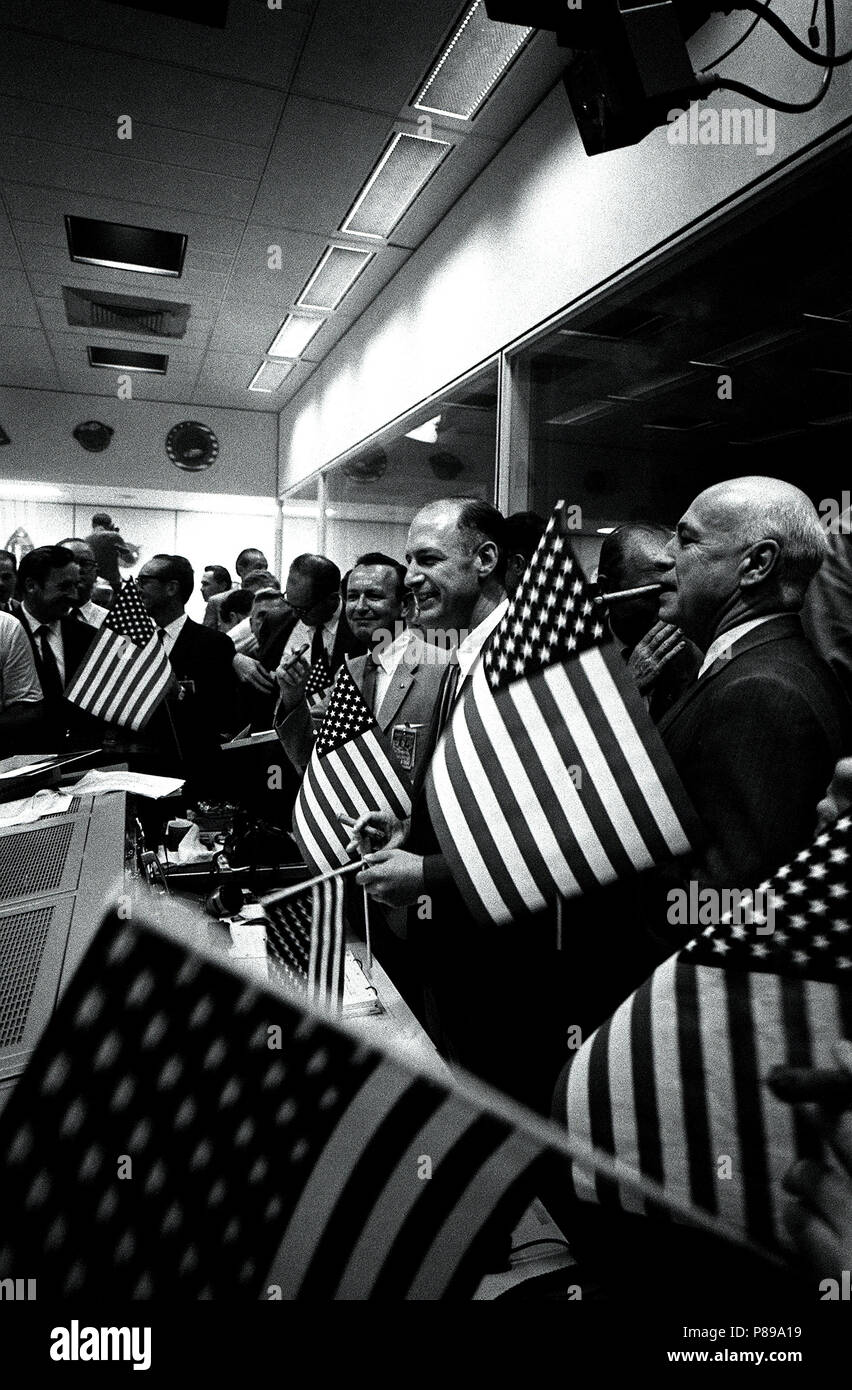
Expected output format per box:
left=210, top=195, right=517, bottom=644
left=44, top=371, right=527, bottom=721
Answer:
left=596, top=527, right=616, bottom=535
left=267, top=315, right=325, bottom=359
left=339, top=132, right=451, bottom=240
left=0, top=480, right=66, bottom=500
left=414, top=2, right=532, bottom=120
left=296, top=246, right=374, bottom=312
left=88, top=346, right=168, bottom=373
left=65, top=215, right=186, bottom=277
left=405, top=415, right=441, bottom=443
left=248, top=360, right=295, bottom=393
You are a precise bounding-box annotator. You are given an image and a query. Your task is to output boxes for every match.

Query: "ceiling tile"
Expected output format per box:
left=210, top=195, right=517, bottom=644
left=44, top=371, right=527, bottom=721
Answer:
left=0, top=270, right=41, bottom=328
left=291, top=0, right=462, bottom=115
left=4, top=186, right=245, bottom=257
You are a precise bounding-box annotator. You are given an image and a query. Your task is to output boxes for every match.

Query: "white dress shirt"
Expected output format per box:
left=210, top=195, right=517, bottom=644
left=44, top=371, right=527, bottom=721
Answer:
left=282, top=599, right=341, bottom=666
left=0, top=610, right=42, bottom=709
left=76, top=599, right=109, bottom=629
left=21, top=603, right=66, bottom=685
left=697, top=613, right=787, bottom=678
left=456, top=598, right=509, bottom=687
left=156, top=612, right=188, bottom=658
left=373, top=628, right=415, bottom=712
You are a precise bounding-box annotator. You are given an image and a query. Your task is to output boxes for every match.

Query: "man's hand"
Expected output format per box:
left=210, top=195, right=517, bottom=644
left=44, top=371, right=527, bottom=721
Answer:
left=232, top=653, right=274, bottom=693
left=816, top=757, right=852, bottom=830
left=769, top=1040, right=852, bottom=1281
left=356, top=848, right=424, bottom=907
left=627, top=621, right=687, bottom=694
left=274, top=647, right=310, bottom=714
left=344, top=809, right=408, bottom=855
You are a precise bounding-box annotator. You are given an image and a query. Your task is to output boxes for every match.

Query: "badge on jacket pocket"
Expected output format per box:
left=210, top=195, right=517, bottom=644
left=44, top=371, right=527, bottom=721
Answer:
left=391, top=724, right=419, bottom=772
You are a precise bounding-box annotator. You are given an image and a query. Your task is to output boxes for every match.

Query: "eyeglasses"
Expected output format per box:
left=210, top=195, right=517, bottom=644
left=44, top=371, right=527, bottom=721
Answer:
left=284, top=590, right=337, bottom=618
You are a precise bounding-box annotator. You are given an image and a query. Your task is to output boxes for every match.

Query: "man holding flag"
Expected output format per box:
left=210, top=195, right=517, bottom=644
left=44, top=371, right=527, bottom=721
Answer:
left=349, top=498, right=697, bottom=1115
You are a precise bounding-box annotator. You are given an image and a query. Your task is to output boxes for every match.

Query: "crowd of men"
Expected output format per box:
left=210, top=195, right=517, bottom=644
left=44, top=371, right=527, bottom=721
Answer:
left=1, top=481, right=851, bottom=1295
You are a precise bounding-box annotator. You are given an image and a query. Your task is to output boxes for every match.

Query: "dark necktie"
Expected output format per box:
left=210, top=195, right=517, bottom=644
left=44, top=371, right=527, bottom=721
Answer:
left=35, top=624, right=64, bottom=700
left=359, top=653, right=379, bottom=714
left=310, top=623, right=325, bottom=667
left=435, top=656, right=461, bottom=737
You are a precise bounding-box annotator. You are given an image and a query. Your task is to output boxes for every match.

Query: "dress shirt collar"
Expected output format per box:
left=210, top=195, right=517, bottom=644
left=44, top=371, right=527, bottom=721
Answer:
left=456, top=598, right=509, bottom=685
left=76, top=598, right=108, bottom=626
left=21, top=602, right=57, bottom=636
left=375, top=627, right=413, bottom=676
left=157, top=612, right=188, bottom=655
left=698, top=612, right=787, bottom=678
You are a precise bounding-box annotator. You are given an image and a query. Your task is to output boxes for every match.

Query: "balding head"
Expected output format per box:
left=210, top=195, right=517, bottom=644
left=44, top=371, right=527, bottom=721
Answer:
left=658, top=476, right=828, bottom=648
left=405, top=497, right=505, bottom=634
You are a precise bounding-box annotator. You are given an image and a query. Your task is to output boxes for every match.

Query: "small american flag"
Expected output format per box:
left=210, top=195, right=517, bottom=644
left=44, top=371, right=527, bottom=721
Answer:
left=64, top=578, right=174, bottom=731
left=293, top=664, right=412, bottom=876
left=263, top=871, right=346, bottom=1013
left=559, top=812, right=852, bottom=1252
left=425, top=501, right=697, bottom=925
left=304, top=652, right=332, bottom=710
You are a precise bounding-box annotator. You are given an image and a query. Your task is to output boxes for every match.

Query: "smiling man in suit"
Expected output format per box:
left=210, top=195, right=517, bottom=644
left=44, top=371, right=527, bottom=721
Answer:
left=14, top=545, right=100, bottom=749
left=136, top=554, right=237, bottom=797
left=656, top=476, right=851, bottom=892
left=276, top=552, right=450, bottom=779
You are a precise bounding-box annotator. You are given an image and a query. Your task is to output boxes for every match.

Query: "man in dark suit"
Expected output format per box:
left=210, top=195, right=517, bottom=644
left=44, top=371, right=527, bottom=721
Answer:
left=14, top=545, right=100, bottom=749
left=656, top=476, right=851, bottom=892
left=270, top=553, right=363, bottom=733
left=135, top=554, right=237, bottom=798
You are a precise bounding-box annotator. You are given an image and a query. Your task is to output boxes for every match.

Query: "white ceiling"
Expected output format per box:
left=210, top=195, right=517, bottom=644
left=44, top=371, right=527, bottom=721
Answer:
left=0, top=0, right=566, bottom=413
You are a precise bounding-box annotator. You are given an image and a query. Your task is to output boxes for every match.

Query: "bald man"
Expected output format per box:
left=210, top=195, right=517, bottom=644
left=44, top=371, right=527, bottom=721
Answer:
left=657, top=476, right=851, bottom=889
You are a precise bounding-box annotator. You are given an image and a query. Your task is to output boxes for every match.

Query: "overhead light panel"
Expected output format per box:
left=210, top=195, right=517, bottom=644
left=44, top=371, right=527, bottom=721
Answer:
left=66, top=215, right=186, bottom=277
left=296, top=246, right=374, bottom=312
left=339, top=133, right=451, bottom=240
left=248, top=360, right=295, bottom=393
left=267, top=315, right=325, bottom=359
left=413, top=2, right=532, bottom=121
left=88, top=346, right=168, bottom=373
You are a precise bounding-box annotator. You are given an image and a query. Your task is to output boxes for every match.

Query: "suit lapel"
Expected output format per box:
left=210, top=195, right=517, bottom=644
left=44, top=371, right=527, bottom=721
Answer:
left=377, top=660, right=416, bottom=729
left=657, top=614, right=802, bottom=736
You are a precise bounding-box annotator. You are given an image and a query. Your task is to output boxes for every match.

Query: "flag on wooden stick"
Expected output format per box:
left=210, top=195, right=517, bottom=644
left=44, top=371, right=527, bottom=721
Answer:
left=64, top=578, right=174, bottom=731
left=425, top=500, right=697, bottom=925
left=293, top=664, right=412, bottom=876
left=262, top=868, right=347, bottom=1013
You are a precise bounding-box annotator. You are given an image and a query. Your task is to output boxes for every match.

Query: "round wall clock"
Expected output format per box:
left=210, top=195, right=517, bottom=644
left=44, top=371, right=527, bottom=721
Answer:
left=166, top=421, right=219, bottom=472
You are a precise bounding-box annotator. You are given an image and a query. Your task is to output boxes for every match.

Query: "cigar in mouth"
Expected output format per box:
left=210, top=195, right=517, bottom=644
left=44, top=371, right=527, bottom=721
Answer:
left=594, top=583, right=664, bottom=604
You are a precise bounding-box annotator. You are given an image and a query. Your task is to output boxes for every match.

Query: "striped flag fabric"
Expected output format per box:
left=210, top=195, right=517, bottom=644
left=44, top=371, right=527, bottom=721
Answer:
left=425, top=500, right=697, bottom=925
left=557, top=811, right=852, bottom=1253
left=293, top=663, right=412, bottom=876
left=0, top=902, right=562, bottom=1300
left=262, top=870, right=346, bottom=1013
left=64, top=578, right=174, bottom=732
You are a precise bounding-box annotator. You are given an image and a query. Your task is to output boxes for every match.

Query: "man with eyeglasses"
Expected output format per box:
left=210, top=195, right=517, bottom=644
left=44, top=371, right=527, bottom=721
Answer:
left=56, top=539, right=110, bottom=628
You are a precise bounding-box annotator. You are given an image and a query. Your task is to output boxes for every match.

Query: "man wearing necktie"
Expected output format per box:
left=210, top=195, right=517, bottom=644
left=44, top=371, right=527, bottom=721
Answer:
left=55, top=538, right=110, bottom=629
left=348, top=500, right=569, bottom=1116
left=14, top=545, right=100, bottom=749
left=272, top=554, right=362, bottom=737
left=656, top=477, right=851, bottom=891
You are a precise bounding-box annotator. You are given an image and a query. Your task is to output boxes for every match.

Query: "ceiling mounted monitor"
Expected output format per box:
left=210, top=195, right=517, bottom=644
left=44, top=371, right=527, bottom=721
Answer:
left=88, top=346, right=168, bottom=374
left=65, top=216, right=187, bottom=277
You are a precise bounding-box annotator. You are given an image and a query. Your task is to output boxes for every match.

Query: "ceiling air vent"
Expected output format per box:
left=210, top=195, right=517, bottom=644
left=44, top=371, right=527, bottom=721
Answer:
left=63, top=287, right=190, bottom=339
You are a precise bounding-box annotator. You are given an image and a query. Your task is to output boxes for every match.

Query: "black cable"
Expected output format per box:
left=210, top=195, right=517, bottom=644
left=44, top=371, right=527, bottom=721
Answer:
left=733, top=0, right=851, bottom=64
left=706, top=0, right=836, bottom=112
left=699, top=0, right=774, bottom=73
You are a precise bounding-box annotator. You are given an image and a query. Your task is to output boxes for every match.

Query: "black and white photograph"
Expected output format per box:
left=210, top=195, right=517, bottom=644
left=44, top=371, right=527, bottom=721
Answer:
left=0, top=0, right=850, bottom=1366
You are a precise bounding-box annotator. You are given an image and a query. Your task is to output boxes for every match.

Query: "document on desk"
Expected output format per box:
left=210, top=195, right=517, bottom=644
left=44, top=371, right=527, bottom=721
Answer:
left=68, top=770, right=185, bottom=799
left=0, top=788, right=75, bottom=826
